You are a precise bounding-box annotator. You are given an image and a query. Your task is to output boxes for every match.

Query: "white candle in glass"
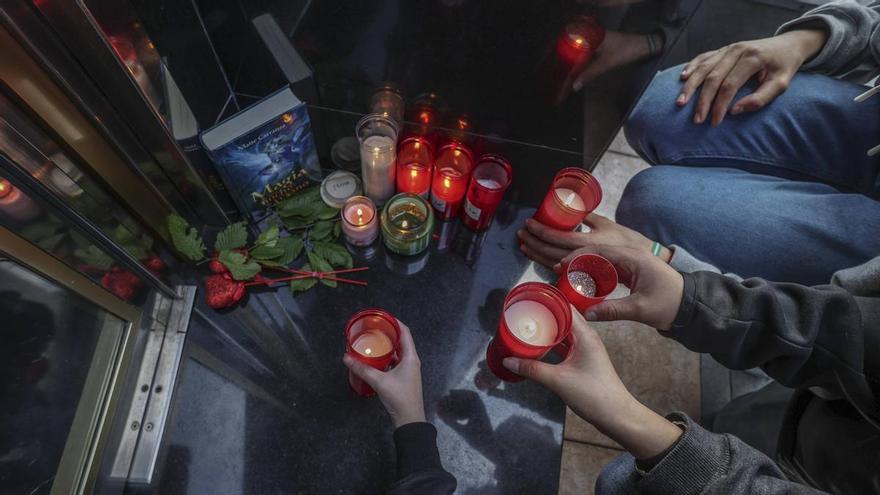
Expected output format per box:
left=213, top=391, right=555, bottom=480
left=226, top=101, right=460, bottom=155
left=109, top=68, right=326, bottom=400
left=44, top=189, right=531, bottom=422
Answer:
left=503, top=300, right=558, bottom=346
left=352, top=330, right=393, bottom=358
left=554, top=187, right=586, bottom=212
left=362, top=134, right=396, bottom=204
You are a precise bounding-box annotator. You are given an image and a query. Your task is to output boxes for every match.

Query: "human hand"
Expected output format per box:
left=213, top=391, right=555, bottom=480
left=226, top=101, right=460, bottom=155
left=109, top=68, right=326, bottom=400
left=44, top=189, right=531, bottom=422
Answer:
left=502, top=310, right=681, bottom=458
left=517, top=214, right=672, bottom=269
left=562, top=244, right=683, bottom=330
left=678, top=29, right=827, bottom=126
left=343, top=321, right=426, bottom=428
left=573, top=31, right=660, bottom=91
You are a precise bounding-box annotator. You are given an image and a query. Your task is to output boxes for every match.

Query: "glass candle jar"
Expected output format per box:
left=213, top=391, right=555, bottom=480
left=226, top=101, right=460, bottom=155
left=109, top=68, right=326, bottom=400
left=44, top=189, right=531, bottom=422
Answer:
left=486, top=282, right=573, bottom=382
left=381, top=193, right=434, bottom=256
left=0, top=178, right=40, bottom=222
left=557, top=254, right=618, bottom=313
left=396, top=137, right=434, bottom=198
left=341, top=196, right=379, bottom=246
left=462, top=154, right=513, bottom=231
left=430, top=143, right=473, bottom=220
left=370, top=85, right=405, bottom=125
left=533, top=167, right=602, bottom=231
left=356, top=114, right=399, bottom=206
left=345, top=309, right=401, bottom=396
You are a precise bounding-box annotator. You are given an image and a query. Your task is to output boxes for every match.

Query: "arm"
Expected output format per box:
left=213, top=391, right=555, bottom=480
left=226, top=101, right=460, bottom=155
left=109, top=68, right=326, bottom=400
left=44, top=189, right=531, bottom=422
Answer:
left=777, top=0, right=880, bottom=81
left=343, top=322, right=457, bottom=495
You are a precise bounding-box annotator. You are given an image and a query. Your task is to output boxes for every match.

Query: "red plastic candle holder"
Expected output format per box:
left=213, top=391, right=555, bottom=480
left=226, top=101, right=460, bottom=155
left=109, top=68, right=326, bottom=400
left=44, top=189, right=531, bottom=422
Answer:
left=345, top=309, right=401, bottom=396
left=397, top=137, right=434, bottom=197
left=462, top=154, right=513, bottom=231
left=430, top=143, right=474, bottom=220
left=486, top=282, right=573, bottom=382
left=533, top=167, right=602, bottom=231
left=557, top=15, right=605, bottom=65
left=557, top=254, right=618, bottom=313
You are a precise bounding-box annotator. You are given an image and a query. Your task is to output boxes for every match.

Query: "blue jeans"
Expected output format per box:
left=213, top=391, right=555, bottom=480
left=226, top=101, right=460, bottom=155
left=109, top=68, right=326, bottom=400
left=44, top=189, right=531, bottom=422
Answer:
left=618, top=65, right=880, bottom=285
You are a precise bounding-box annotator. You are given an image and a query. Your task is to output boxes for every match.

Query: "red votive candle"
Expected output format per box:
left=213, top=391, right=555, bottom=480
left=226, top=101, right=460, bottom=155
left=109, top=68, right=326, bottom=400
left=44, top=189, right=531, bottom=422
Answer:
left=533, top=167, right=602, bottom=231
left=557, top=254, right=618, bottom=313
left=345, top=309, right=401, bottom=396
left=557, top=15, right=605, bottom=65
left=462, top=154, right=513, bottom=231
left=430, top=143, right=473, bottom=220
left=486, top=282, right=573, bottom=382
left=397, top=137, right=434, bottom=197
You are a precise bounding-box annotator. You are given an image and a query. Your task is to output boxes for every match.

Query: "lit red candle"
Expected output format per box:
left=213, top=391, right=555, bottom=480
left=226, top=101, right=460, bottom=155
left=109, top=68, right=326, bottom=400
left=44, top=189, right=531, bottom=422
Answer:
left=462, top=154, right=513, bottom=231
left=345, top=309, right=401, bottom=396
left=557, top=254, right=618, bottom=313
left=486, top=282, right=573, bottom=382
left=396, top=137, right=433, bottom=197
left=533, top=167, right=602, bottom=231
left=430, top=143, right=473, bottom=220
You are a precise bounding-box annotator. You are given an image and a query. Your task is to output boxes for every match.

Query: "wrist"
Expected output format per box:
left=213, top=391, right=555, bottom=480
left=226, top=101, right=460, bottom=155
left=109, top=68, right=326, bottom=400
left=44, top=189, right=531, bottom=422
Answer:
left=393, top=407, right=426, bottom=429
left=598, top=397, right=683, bottom=459
left=786, top=29, right=828, bottom=65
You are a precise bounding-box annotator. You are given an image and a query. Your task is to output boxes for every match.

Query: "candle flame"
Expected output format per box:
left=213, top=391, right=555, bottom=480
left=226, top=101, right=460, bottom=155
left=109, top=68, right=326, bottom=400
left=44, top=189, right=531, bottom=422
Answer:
left=373, top=147, right=381, bottom=154
left=356, top=207, right=364, bottom=225
left=444, top=177, right=451, bottom=189
left=0, top=182, right=6, bottom=192
left=573, top=36, right=584, bottom=46
left=410, top=169, right=418, bottom=179
left=414, top=141, right=420, bottom=150
left=364, top=348, right=372, bottom=355
left=401, top=220, right=409, bottom=229
left=453, top=149, right=461, bottom=157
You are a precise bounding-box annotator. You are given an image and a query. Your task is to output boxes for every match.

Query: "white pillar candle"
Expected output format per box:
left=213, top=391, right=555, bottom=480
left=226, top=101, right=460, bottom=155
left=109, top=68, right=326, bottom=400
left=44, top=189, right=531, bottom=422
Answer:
left=361, top=135, right=396, bottom=206
left=555, top=187, right=586, bottom=211
left=504, top=300, right=558, bottom=346
left=352, top=330, right=393, bottom=358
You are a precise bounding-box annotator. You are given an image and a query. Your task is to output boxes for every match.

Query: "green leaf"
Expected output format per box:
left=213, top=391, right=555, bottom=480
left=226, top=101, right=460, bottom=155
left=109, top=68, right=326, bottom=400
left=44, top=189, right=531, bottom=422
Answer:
left=122, top=243, right=150, bottom=260
left=309, top=220, right=334, bottom=242
left=275, top=236, right=304, bottom=265
left=74, top=245, right=114, bottom=270
left=332, top=221, right=341, bottom=240
left=218, top=249, right=261, bottom=281
left=316, top=202, right=340, bottom=220
left=168, top=214, right=206, bottom=261
left=276, top=186, right=322, bottom=219
left=214, top=222, right=248, bottom=252
left=307, top=251, right=336, bottom=288
left=282, top=216, right=312, bottom=231
left=278, top=202, right=318, bottom=220
left=312, top=241, right=353, bottom=269
left=290, top=263, right=318, bottom=293
left=250, top=244, right=285, bottom=260
left=254, top=225, right=280, bottom=248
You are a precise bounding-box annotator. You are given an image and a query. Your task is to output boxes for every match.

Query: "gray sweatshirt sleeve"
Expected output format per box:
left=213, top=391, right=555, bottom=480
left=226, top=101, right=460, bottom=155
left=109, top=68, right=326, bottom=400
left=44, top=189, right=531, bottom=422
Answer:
left=668, top=244, right=744, bottom=281
left=630, top=412, right=828, bottom=494
left=776, top=0, right=880, bottom=83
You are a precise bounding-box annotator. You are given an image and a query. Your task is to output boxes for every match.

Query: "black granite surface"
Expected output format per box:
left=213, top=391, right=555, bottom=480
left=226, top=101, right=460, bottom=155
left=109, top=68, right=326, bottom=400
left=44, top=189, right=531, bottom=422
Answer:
left=140, top=205, right=566, bottom=494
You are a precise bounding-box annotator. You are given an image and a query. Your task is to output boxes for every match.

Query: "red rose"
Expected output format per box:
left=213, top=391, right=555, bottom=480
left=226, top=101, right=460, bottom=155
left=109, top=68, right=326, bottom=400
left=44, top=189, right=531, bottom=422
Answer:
left=205, top=273, right=246, bottom=309
left=101, top=267, right=143, bottom=301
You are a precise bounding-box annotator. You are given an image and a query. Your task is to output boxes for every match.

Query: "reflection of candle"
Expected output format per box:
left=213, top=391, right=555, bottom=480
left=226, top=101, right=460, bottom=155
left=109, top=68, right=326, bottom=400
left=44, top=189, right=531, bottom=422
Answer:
left=504, top=300, right=559, bottom=346
left=356, top=114, right=398, bottom=206
left=341, top=196, right=379, bottom=246
left=534, top=168, right=602, bottom=231
left=352, top=330, right=393, bottom=358
left=430, top=143, right=473, bottom=220
left=370, top=86, right=405, bottom=125
left=0, top=179, right=40, bottom=222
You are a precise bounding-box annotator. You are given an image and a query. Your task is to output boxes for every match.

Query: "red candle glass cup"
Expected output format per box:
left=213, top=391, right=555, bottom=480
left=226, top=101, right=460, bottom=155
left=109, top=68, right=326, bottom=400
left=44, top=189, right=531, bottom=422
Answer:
left=486, top=282, right=574, bottom=382
left=462, top=154, right=513, bottom=231
left=533, top=167, right=602, bottom=231
left=430, top=142, right=474, bottom=220
left=557, top=254, right=618, bottom=313
left=557, top=15, right=606, bottom=65
left=397, top=137, right=434, bottom=197
left=345, top=309, right=401, bottom=396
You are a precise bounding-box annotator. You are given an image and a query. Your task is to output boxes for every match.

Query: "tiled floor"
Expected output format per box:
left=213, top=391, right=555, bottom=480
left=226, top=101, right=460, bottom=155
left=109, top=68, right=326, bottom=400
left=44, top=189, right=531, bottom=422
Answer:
left=557, top=133, right=701, bottom=494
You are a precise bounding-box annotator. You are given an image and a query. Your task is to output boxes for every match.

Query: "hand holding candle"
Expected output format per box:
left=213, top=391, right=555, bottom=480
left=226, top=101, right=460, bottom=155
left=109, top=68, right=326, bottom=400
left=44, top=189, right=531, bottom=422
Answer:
left=556, top=253, right=618, bottom=314
left=533, top=168, right=602, bottom=231
left=343, top=319, right=427, bottom=427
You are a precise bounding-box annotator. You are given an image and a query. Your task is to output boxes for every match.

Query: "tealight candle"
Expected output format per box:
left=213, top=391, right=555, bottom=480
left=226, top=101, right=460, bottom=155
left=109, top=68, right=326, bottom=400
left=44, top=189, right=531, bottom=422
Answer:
left=486, top=282, right=573, bottom=382
left=430, top=143, right=473, bottom=220
left=381, top=193, right=434, bottom=256
left=356, top=114, right=399, bottom=206
left=341, top=196, right=379, bottom=246
left=397, top=137, right=434, bottom=197
left=533, top=167, right=602, bottom=231
left=0, top=178, right=40, bottom=222
left=345, top=309, right=401, bottom=396
left=462, top=154, right=513, bottom=231
left=556, top=254, right=618, bottom=313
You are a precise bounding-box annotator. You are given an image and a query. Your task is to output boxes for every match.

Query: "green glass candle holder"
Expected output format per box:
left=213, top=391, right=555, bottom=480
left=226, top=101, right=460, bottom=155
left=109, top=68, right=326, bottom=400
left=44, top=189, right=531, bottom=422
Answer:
left=381, top=193, right=434, bottom=256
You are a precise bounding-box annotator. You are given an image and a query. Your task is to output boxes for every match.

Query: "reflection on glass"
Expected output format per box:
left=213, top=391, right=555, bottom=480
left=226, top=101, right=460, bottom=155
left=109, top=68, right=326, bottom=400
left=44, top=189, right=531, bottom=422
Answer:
left=0, top=92, right=169, bottom=286
left=0, top=256, right=126, bottom=493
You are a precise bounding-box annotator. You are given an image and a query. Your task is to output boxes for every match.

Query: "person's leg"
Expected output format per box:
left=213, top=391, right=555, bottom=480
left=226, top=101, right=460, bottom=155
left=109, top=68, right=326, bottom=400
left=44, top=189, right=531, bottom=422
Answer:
left=625, top=64, right=880, bottom=197
left=594, top=453, right=640, bottom=495
left=616, top=166, right=880, bottom=285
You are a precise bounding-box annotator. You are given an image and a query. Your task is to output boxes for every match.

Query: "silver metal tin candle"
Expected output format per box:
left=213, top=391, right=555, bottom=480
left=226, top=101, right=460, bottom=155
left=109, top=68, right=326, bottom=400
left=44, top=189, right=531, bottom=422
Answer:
left=380, top=193, right=434, bottom=256
left=321, top=170, right=363, bottom=209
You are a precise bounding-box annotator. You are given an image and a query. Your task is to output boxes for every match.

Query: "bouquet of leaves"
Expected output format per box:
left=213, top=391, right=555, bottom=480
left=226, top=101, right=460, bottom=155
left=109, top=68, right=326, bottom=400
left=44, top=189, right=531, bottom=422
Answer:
left=168, top=186, right=366, bottom=309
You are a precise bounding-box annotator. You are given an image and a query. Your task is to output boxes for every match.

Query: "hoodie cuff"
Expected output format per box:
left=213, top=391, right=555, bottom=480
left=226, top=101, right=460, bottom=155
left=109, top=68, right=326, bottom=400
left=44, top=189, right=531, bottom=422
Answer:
left=775, top=14, right=835, bottom=71
left=393, top=422, right=443, bottom=479
left=666, top=271, right=697, bottom=342
left=636, top=413, right=730, bottom=494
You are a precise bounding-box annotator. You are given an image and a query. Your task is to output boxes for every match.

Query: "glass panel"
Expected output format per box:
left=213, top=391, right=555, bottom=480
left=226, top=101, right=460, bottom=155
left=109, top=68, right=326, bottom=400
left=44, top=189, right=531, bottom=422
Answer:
left=0, top=93, right=173, bottom=293
left=0, top=254, right=127, bottom=493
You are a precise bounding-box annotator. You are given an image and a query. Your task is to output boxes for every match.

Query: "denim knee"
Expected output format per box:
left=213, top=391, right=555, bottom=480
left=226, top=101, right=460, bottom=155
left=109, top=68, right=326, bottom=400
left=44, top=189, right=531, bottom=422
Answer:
left=624, top=64, right=687, bottom=164
left=616, top=166, right=680, bottom=241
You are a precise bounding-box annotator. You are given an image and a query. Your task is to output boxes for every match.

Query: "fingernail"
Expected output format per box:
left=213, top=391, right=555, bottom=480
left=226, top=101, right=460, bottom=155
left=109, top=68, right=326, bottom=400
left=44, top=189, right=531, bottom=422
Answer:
left=730, top=106, right=742, bottom=115
left=572, top=80, right=582, bottom=92
left=676, top=94, right=686, bottom=105
left=585, top=311, right=598, bottom=321
left=342, top=354, right=353, bottom=366
left=502, top=357, right=519, bottom=372
left=552, top=263, right=562, bottom=272
left=693, top=113, right=703, bottom=124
